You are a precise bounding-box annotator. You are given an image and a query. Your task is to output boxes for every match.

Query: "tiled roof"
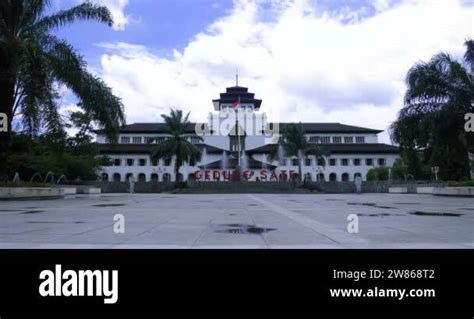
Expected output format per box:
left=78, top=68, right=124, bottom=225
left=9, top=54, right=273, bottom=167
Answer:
left=247, top=143, right=399, bottom=154
left=115, top=122, right=382, bottom=134
left=96, top=143, right=225, bottom=154
left=268, top=123, right=383, bottom=133
left=115, top=123, right=207, bottom=134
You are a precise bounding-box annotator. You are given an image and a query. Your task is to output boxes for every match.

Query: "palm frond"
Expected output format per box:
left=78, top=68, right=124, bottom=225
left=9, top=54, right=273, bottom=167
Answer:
left=267, top=144, right=280, bottom=162
left=41, top=93, right=65, bottom=134
left=152, top=109, right=203, bottom=175
left=151, top=138, right=177, bottom=161
left=18, top=0, right=48, bottom=35
left=405, top=53, right=453, bottom=106
left=42, top=34, right=85, bottom=70
left=161, top=109, right=192, bottom=136
left=47, top=48, right=125, bottom=140
left=305, top=144, right=329, bottom=162
left=33, top=2, right=113, bottom=31
left=15, top=40, right=51, bottom=135
left=464, top=39, right=474, bottom=73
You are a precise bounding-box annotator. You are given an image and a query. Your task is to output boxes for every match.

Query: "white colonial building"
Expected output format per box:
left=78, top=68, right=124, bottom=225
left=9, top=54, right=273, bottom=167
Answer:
left=95, top=84, right=399, bottom=182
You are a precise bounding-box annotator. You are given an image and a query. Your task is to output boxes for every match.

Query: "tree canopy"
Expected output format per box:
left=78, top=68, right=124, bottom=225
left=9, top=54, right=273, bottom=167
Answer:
left=390, top=40, right=474, bottom=180
left=151, top=109, right=202, bottom=186
left=269, top=123, right=328, bottom=181
left=0, top=0, right=125, bottom=175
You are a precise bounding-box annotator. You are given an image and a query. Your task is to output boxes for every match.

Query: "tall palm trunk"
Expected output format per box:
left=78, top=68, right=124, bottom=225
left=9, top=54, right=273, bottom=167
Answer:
left=297, top=150, right=303, bottom=182
left=174, top=160, right=181, bottom=186
left=0, top=77, right=15, bottom=178
left=174, top=142, right=181, bottom=187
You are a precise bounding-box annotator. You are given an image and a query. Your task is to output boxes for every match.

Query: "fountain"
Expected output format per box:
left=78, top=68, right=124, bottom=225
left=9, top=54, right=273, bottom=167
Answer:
left=240, top=152, right=249, bottom=171
left=56, top=175, right=68, bottom=184
left=44, top=171, right=54, bottom=184
left=201, top=147, right=208, bottom=169
left=12, top=172, right=20, bottom=183
left=277, top=144, right=285, bottom=166
left=222, top=151, right=229, bottom=170
left=30, top=172, right=43, bottom=183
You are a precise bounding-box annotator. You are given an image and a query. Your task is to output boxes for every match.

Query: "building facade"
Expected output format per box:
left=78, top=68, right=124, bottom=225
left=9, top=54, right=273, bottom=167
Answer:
left=96, top=85, right=399, bottom=182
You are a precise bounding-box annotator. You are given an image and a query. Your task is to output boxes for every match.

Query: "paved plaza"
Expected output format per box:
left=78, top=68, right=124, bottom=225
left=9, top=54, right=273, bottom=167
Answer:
left=0, top=193, right=473, bottom=248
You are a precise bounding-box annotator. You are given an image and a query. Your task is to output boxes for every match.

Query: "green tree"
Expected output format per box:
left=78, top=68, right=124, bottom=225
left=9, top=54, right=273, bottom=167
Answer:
left=390, top=159, right=408, bottom=180
left=269, top=123, right=327, bottom=181
left=0, top=0, right=125, bottom=175
left=390, top=40, right=474, bottom=180
left=399, top=149, right=432, bottom=180
left=6, top=132, right=102, bottom=181
left=366, top=167, right=390, bottom=181
left=151, top=109, right=202, bottom=186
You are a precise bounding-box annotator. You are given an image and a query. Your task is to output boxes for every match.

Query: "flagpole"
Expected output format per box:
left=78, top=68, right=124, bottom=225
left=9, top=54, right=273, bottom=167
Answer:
left=236, top=95, right=241, bottom=168
left=237, top=109, right=240, bottom=168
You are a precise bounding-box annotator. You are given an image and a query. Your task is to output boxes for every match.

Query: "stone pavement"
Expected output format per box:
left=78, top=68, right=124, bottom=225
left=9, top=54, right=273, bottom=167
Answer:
left=0, top=193, right=472, bottom=248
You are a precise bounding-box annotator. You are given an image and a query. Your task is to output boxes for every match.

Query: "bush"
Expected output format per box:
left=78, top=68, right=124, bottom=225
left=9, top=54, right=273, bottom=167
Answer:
left=445, top=180, right=474, bottom=187
left=0, top=181, right=50, bottom=188
left=391, top=159, right=408, bottom=180
left=5, top=133, right=102, bottom=182
left=366, top=169, right=377, bottom=181
left=366, top=167, right=390, bottom=181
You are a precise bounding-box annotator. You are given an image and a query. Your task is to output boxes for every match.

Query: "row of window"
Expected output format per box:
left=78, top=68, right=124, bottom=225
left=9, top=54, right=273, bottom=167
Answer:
left=118, top=135, right=367, bottom=145
left=315, top=172, right=362, bottom=182
left=110, top=158, right=195, bottom=167
left=119, top=136, right=201, bottom=144
left=281, top=157, right=385, bottom=166
left=108, top=157, right=385, bottom=168
left=308, top=136, right=365, bottom=144
left=110, top=157, right=385, bottom=167
left=104, top=172, right=173, bottom=182
left=102, top=172, right=364, bottom=182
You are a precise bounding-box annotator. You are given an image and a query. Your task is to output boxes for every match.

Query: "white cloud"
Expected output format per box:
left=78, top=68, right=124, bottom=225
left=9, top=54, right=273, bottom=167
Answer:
left=95, top=0, right=473, bottom=143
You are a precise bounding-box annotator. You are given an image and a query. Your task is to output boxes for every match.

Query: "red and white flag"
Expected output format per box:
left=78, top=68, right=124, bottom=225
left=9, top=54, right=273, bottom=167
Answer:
left=232, top=96, right=241, bottom=109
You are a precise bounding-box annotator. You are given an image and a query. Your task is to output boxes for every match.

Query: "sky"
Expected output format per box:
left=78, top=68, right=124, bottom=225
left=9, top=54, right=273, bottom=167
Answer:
left=51, top=0, right=474, bottom=143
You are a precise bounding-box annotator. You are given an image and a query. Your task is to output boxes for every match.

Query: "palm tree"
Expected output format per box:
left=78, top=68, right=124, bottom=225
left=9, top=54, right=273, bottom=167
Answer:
left=151, top=109, right=202, bottom=186
left=0, top=0, right=125, bottom=175
left=390, top=40, right=474, bottom=180
left=269, top=123, right=327, bottom=182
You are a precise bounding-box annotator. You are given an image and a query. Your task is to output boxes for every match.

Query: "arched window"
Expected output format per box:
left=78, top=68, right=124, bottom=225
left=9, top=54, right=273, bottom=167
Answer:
left=101, top=173, right=109, bottom=182
left=151, top=173, right=159, bottom=182
left=354, top=173, right=362, bottom=181
left=317, top=173, right=325, bottom=182
left=304, top=173, right=312, bottom=181
left=329, top=173, right=337, bottom=182
left=342, top=173, right=350, bottom=181
left=113, top=173, right=121, bottom=182
left=126, top=173, right=134, bottom=182
left=163, top=173, right=171, bottom=182
left=138, top=173, right=146, bottom=182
